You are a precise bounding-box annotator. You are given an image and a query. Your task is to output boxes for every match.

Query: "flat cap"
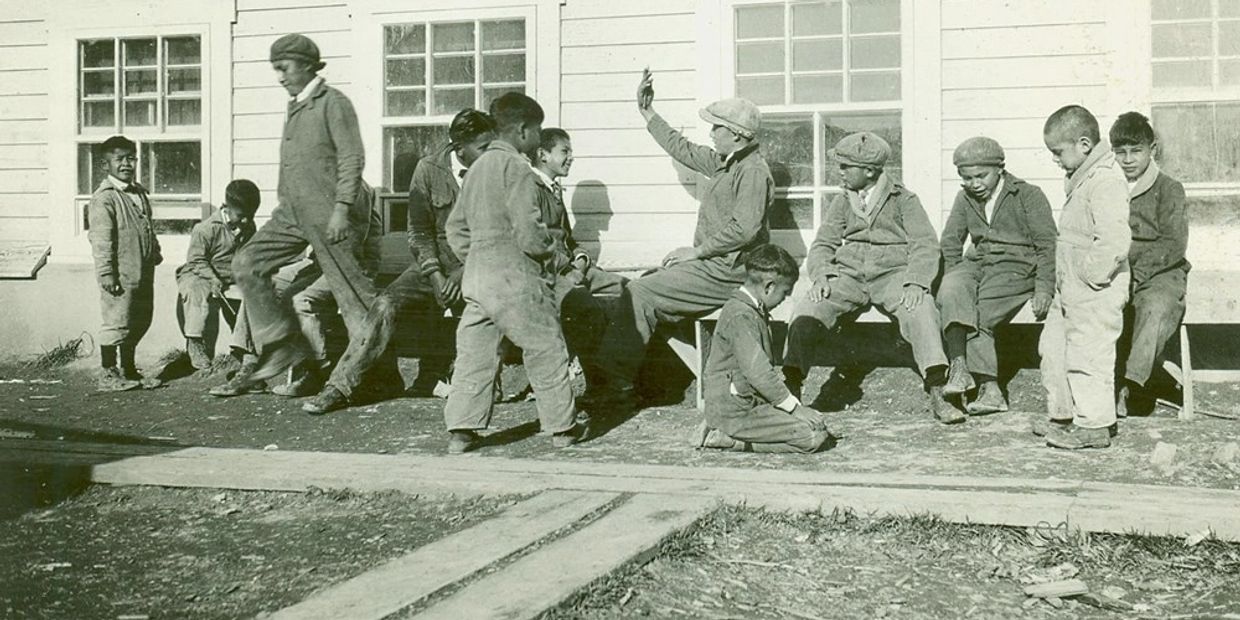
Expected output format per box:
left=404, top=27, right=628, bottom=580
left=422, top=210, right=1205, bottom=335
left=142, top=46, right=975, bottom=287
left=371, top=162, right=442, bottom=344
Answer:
left=699, top=98, right=761, bottom=139
left=270, top=34, right=324, bottom=69
left=829, top=132, right=890, bottom=168
left=953, top=136, right=1006, bottom=168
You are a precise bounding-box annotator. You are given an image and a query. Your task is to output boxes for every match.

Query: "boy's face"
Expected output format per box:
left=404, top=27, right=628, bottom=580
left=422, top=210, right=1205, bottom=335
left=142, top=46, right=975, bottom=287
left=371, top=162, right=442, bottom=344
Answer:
left=515, top=121, right=544, bottom=158
left=454, top=132, right=494, bottom=168
left=104, top=147, right=137, bottom=183
left=839, top=164, right=877, bottom=191
left=710, top=124, right=743, bottom=156
left=538, top=138, right=573, bottom=178
left=957, top=164, right=1003, bottom=202
left=756, top=274, right=796, bottom=310
left=1113, top=141, right=1155, bottom=182
left=1043, top=131, right=1092, bottom=174
left=222, top=205, right=254, bottom=232
left=272, top=59, right=315, bottom=96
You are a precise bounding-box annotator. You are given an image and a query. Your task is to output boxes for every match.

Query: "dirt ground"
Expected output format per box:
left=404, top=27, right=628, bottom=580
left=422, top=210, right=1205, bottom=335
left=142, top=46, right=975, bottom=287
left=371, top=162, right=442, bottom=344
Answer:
left=0, top=485, right=513, bottom=620
left=555, top=505, right=1240, bottom=619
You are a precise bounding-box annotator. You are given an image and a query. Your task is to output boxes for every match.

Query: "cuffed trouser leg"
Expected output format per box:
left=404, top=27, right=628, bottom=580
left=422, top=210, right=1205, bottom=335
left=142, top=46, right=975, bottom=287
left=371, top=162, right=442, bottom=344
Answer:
left=722, top=405, right=828, bottom=454
left=177, top=274, right=217, bottom=339
left=937, top=261, right=981, bottom=333
left=1052, top=258, right=1129, bottom=430
left=783, top=274, right=867, bottom=373
left=1122, top=269, right=1186, bottom=387
left=231, top=209, right=312, bottom=353
left=875, top=276, right=947, bottom=376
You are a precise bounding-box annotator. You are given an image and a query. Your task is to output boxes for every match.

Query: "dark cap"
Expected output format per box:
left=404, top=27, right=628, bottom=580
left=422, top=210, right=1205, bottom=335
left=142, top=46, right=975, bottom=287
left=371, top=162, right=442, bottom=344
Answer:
left=270, top=34, right=324, bottom=70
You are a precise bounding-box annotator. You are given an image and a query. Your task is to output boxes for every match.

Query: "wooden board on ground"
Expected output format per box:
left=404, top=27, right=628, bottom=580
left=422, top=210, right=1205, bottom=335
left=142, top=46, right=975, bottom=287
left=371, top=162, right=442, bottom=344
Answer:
left=414, top=493, right=714, bottom=620
left=268, top=490, right=619, bottom=620
left=0, top=241, right=50, bottom=279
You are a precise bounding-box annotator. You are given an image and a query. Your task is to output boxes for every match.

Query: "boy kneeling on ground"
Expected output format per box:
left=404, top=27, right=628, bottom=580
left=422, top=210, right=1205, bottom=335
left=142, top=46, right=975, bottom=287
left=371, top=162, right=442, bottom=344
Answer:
left=693, top=244, right=831, bottom=453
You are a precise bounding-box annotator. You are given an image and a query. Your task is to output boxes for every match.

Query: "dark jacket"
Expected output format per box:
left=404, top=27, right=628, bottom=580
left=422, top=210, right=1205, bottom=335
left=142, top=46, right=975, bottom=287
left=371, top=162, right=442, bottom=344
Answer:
left=87, top=179, right=162, bottom=286
left=176, top=210, right=252, bottom=286
left=704, top=289, right=793, bottom=428
left=278, top=79, right=365, bottom=228
left=407, top=144, right=463, bottom=278
left=532, top=169, right=587, bottom=277
left=1129, top=169, right=1190, bottom=283
left=940, top=172, right=1058, bottom=296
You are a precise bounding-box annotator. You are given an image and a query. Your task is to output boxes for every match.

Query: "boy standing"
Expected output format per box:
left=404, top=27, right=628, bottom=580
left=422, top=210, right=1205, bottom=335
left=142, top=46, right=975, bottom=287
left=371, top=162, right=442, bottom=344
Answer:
left=936, top=137, right=1057, bottom=414
left=88, top=135, right=163, bottom=391
left=1037, top=105, right=1132, bottom=449
left=442, top=93, right=583, bottom=453
left=1110, top=111, right=1190, bottom=417
left=693, top=244, right=830, bottom=454
left=176, top=179, right=260, bottom=370
left=783, top=132, right=954, bottom=423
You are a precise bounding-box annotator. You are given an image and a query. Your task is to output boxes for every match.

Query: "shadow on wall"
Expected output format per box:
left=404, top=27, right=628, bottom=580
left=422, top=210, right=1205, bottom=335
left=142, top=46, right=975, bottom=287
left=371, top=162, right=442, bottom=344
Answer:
left=570, top=180, right=612, bottom=258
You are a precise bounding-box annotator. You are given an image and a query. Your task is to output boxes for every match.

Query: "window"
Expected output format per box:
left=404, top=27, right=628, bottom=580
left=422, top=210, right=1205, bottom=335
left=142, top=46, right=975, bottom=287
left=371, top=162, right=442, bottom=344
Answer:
left=731, top=0, right=903, bottom=232
left=1150, top=0, right=1240, bottom=186
left=379, top=18, right=528, bottom=234
left=76, top=36, right=205, bottom=234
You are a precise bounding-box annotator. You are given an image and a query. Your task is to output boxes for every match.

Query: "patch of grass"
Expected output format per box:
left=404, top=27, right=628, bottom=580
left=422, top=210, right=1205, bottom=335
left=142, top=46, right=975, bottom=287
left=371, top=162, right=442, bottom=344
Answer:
left=23, top=333, right=91, bottom=371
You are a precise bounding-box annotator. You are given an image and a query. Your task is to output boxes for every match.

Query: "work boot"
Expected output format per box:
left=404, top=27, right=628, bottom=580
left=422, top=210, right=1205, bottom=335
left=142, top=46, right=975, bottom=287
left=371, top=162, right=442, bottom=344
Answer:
left=186, top=337, right=212, bottom=370
left=272, top=362, right=326, bottom=397
left=97, top=367, right=140, bottom=392
left=209, top=357, right=265, bottom=397
left=943, top=357, right=974, bottom=396
left=551, top=423, right=588, bottom=448
left=967, top=381, right=1009, bottom=415
left=447, top=430, right=480, bottom=454
left=303, top=386, right=348, bottom=416
left=1117, top=381, right=1154, bottom=418
left=929, top=385, right=966, bottom=424
left=689, top=419, right=712, bottom=448
left=1030, top=417, right=1072, bottom=437
left=1045, top=424, right=1114, bottom=450
left=246, top=336, right=311, bottom=383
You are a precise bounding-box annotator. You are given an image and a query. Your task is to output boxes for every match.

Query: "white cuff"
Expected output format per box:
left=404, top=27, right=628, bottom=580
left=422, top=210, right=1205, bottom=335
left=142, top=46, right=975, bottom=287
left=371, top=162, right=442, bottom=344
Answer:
left=776, top=394, right=800, bottom=413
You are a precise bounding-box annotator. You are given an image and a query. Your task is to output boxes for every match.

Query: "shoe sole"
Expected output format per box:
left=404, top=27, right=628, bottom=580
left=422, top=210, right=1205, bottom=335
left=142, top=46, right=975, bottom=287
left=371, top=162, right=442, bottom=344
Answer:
left=966, top=403, right=1009, bottom=415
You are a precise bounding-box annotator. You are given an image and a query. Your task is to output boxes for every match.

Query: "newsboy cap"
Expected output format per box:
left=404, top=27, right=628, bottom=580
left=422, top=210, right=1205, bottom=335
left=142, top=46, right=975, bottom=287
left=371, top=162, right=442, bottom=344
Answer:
left=953, top=136, right=1006, bottom=168
left=270, top=34, right=325, bottom=70
left=829, top=132, right=891, bottom=168
left=699, top=98, right=761, bottom=139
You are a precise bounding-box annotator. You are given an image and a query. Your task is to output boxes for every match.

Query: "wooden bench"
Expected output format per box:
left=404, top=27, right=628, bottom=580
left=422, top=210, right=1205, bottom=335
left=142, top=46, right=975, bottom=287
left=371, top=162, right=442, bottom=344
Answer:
left=663, top=270, right=1240, bottom=420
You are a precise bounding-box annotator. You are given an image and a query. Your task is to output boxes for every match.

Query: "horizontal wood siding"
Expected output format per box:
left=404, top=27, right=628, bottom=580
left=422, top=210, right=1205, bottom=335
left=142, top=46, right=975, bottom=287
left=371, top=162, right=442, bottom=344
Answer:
left=0, top=9, right=49, bottom=241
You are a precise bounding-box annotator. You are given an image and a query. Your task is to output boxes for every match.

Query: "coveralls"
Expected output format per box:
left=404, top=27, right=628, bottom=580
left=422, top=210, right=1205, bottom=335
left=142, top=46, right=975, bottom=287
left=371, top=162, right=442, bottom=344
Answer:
left=936, top=172, right=1057, bottom=376
left=706, top=290, right=829, bottom=453
left=88, top=177, right=163, bottom=348
left=594, top=113, right=773, bottom=389
left=176, top=210, right=254, bottom=339
left=442, top=140, right=576, bottom=434
left=1119, top=163, right=1190, bottom=387
left=785, top=173, right=946, bottom=375
left=1038, top=145, right=1132, bottom=429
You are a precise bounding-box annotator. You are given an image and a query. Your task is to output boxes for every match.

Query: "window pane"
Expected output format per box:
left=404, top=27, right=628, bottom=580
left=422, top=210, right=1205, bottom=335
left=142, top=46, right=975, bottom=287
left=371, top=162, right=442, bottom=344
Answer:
left=77, top=143, right=102, bottom=194
left=793, top=39, right=842, bottom=71
left=167, top=68, right=200, bottom=94
left=123, top=38, right=157, bottom=66
left=386, top=58, right=426, bottom=87
left=1151, top=23, right=1213, bottom=58
left=1220, top=21, right=1240, bottom=55
left=141, top=142, right=201, bottom=194
left=482, top=20, right=525, bottom=51
left=822, top=111, right=902, bottom=185
left=792, top=1, right=842, bottom=36
left=83, top=71, right=115, bottom=97
left=1224, top=0, right=1240, bottom=17
left=165, top=37, right=200, bottom=65
left=736, top=75, right=785, bottom=105
left=1223, top=59, right=1240, bottom=85
left=124, top=100, right=155, bottom=127
left=850, top=71, right=900, bottom=102
left=1152, top=0, right=1210, bottom=20
left=758, top=114, right=814, bottom=187
left=483, top=53, right=525, bottom=83
left=1216, top=103, right=1240, bottom=182
left=483, top=85, right=525, bottom=109
left=386, top=198, right=409, bottom=232
left=850, top=36, right=901, bottom=69
left=850, top=0, right=900, bottom=33
left=1152, top=60, right=1212, bottom=87
left=125, top=69, right=158, bottom=96
left=167, top=99, right=201, bottom=126
left=386, top=90, right=426, bottom=116
left=792, top=74, right=843, bottom=104
left=433, top=87, right=475, bottom=115
left=736, top=5, right=784, bottom=39
left=83, top=102, right=115, bottom=128
left=433, top=23, right=475, bottom=53
left=768, top=197, right=814, bottom=230
left=386, top=24, right=426, bottom=55
left=736, top=41, right=784, bottom=74
left=82, top=40, right=114, bottom=68
left=385, top=125, right=451, bottom=191
left=433, top=56, right=475, bottom=85
left=1152, top=104, right=1216, bottom=183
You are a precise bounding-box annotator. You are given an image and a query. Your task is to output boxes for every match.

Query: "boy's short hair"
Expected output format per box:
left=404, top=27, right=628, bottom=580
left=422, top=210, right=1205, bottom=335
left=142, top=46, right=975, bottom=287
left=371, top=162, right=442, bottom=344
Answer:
left=1109, top=111, right=1156, bottom=147
left=1043, top=105, right=1100, bottom=143
left=99, top=135, right=136, bottom=155
left=225, top=179, right=261, bottom=213
left=743, top=244, right=799, bottom=282
left=449, top=108, right=496, bottom=145
left=489, top=93, right=544, bottom=132
left=540, top=127, right=571, bottom=152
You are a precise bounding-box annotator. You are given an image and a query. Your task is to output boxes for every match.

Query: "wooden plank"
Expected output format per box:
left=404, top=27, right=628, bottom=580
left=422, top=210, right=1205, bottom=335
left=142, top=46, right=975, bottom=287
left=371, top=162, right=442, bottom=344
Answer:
left=0, top=145, right=47, bottom=170
left=1183, top=270, right=1240, bottom=323
left=0, top=168, right=47, bottom=193
left=564, top=155, right=698, bottom=188
left=0, top=20, right=48, bottom=47
left=232, top=29, right=352, bottom=65
left=942, top=85, right=1108, bottom=121
left=942, top=55, right=1108, bottom=91
left=237, top=0, right=346, bottom=10
left=0, top=45, right=47, bottom=72
left=561, top=42, right=696, bottom=75
left=232, top=138, right=281, bottom=165
left=234, top=4, right=350, bottom=37
left=941, top=117, right=1052, bottom=151
left=562, top=70, right=697, bottom=102
left=941, top=0, right=1105, bottom=29
left=1180, top=324, right=1194, bottom=421
left=562, top=99, right=698, bottom=130
left=0, top=241, right=49, bottom=279
left=0, top=69, right=49, bottom=97
left=562, top=0, right=695, bottom=20
left=941, top=23, right=1108, bottom=60
left=0, top=94, right=48, bottom=121
left=269, top=490, right=619, bottom=620
left=0, top=119, right=48, bottom=145
left=415, top=493, right=713, bottom=620
left=233, top=111, right=285, bottom=140
left=0, top=216, right=46, bottom=241
left=565, top=182, right=698, bottom=212
left=562, top=13, right=695, bottom=47
left=570, top=127, right=694, bottom=158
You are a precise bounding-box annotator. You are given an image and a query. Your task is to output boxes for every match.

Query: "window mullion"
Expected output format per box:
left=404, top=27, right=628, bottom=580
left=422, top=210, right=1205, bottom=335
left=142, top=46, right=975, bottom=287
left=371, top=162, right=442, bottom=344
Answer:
left=842, top=0, right=852, bottom=103
left=114, top=39, right=121, bottom=133
left=426, top=25, right=435, bottom=118
left=475, top=20, right=483, bottom=109
left=783, top=3, right=792, bottom=105
left=812, top=111, right=823, bottom=230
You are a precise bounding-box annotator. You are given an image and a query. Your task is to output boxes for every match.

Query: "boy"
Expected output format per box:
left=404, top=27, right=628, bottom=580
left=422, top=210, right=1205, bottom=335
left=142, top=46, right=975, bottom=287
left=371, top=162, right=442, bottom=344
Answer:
left=442, top=93, right=584, bottom=453
left=299, top=109, right=495, bottom=415
left=693, top=244, right=830, bottom=453
left=1110, top=111, right=1190, bottom=417
left=88, top=135, right=163, bottom=391
left=783, top=132, right=954, bottom=423
left=936, top=137, right=1057, bottom=414
left=176, top=179, right=260, bottom=370
left=1036, top=105, right=1132, bottom=449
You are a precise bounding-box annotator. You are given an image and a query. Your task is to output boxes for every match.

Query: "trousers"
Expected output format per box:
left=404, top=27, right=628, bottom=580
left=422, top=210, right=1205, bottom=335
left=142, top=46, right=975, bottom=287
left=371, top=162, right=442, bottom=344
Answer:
left=1120, top=268, right=1187, bottom=386
left=936, top=256, right=1036, bottom=376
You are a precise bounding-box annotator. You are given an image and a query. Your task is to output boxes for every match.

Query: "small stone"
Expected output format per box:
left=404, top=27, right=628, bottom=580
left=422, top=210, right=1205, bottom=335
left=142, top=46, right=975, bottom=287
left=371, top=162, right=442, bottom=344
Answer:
left=263, top=444, right=279, bottom=451
left=1101, top=585, right=1127, bottom=600
left=1150, top=442, right=1177, bottom=471
left=1212, top=442, right=1239, bottom=465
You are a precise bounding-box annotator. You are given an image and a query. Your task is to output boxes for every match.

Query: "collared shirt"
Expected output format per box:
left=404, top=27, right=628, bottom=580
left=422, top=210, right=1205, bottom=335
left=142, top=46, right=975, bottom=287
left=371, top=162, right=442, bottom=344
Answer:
left=107, top=175, right=148, bottom=218
left=529, top=165, right=564, bottom=201
left=450, top=150, right=468, bottom=181
left=292, top=75, right=324, bottom=103
left=983, top=177, right=1005, bottom=223
left=732, top=285, right=800, bottom=412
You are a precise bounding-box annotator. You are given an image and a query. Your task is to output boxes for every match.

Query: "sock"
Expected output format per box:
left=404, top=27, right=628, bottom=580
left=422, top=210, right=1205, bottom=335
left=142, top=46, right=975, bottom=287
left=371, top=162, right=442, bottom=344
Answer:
left=119, top=343, right=135, bottom=372
left=944, top=324, right=967, bottom=361
left=101, top=345, right=117, bottom=369
left=976, top=374, right=997, bottom=386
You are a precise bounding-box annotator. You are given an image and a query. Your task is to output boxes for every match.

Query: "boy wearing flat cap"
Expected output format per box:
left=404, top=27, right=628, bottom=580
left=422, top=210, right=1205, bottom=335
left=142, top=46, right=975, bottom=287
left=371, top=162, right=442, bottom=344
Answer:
left=936, top=137, right=1057, bottom=415
left=231, top=33, right=379, bottom=387
left=784, top=132, right=955, bottom=423
left=589, top=69, right=774, bottom=414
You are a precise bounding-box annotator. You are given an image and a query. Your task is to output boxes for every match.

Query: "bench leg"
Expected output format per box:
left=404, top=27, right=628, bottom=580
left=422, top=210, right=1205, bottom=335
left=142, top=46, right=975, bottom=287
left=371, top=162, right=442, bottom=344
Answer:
left=1179, top=324, right=1194, bottom=421
left=695, top=320, right=705, bottom=411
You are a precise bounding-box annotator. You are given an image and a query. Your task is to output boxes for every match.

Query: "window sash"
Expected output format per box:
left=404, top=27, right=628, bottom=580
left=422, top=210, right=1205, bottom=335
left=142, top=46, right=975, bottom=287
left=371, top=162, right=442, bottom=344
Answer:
left=77, top=35, right=203, bottom=134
